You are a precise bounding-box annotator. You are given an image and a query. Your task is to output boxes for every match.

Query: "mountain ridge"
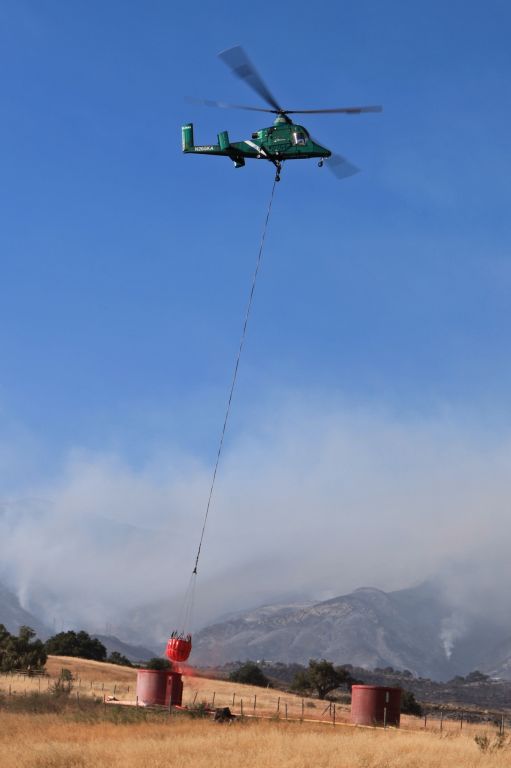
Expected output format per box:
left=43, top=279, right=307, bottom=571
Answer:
left=191, top=583, right=511, bottom=681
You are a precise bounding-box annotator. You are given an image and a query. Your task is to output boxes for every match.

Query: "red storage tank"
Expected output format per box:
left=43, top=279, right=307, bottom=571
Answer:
left=167, top=672, right=183, bottom=705
left=136, top=669, right=183, bottom=707
left=351, top=685, right=401, bottom=727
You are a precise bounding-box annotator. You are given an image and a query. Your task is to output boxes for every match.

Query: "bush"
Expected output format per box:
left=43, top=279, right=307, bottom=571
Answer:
left=228, top=662, right=270, bottom=688
left=50, top=669, right=74, bottom=697
left=45, top=631, right=106, bottom=661
left=401, top=690, right=423, bottom=716
left=475, top=733, right=508, bottom=753
left=108, top=651, right=132, bottom=667
left=146, top=657, right=172, bottom=670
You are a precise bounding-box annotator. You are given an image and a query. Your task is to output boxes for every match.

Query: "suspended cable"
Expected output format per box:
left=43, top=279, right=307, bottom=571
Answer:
left=192, top=175, right=279, bottom=576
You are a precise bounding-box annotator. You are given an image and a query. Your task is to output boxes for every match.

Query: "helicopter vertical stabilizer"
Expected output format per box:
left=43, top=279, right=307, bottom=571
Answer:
left=182, top=123, right=194, bottom=152
left=218, top=130, right=230, bottom=151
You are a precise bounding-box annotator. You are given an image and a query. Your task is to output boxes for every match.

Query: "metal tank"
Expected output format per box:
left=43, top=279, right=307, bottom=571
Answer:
left=168, top=672, right=183, bottom=705
left=136, top=669, right=183, bottom=707
left=350, top=685, right=401, bottom=727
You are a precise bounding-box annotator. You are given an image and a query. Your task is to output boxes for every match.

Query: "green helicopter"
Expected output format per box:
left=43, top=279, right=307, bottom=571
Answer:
left=182, top=46, right=382, bottom=181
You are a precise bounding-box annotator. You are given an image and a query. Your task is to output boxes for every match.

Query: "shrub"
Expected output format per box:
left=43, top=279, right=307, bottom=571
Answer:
left=146, top=657, right=172, bottom=670
left=50, top=669, right=74, bottom=697
left=401, top=690, right=422, bottom=716
left=228, top=662, right=270, bottom=688
left=108, top=651, right=133, bottom=667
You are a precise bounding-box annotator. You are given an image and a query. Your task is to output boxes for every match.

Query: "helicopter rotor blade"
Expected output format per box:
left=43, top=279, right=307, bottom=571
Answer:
left=287, top=106, right=383, bottom=114
left=218, top=45, right=284, bottom=114
left=187, top=97, right=277, bottom=113
left=310, top=133, right=360, bottom=180
left=325, top=151, right=360, bottom=179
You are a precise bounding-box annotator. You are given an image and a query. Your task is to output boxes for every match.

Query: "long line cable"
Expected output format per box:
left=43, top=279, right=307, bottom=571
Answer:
left=192, top=175, right=279, bottom=577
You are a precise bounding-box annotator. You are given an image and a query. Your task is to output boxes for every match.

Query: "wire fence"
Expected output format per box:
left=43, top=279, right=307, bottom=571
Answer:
left=1, top=672, right=509, bottom=737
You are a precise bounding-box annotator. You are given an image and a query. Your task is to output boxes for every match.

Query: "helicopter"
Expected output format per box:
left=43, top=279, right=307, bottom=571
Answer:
left=182, top=46, right=382, bottom=181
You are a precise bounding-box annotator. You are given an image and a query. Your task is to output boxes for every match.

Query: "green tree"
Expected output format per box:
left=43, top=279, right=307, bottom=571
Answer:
left=108, top=651, right=133, bottom=667
left=0, top=625, right=47, bottom=672
left=228, top=662, right=270, bottom=688
left=146, top=657, right=172, bottom=670
left=291, top=659, right=355, bottom=700
left=401, top=690, right=422, bottom=716
left=45, top=630, right=107, bottom=661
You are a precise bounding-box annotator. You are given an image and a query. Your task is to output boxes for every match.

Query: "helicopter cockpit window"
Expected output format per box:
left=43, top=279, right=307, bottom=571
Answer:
left=292, top=131, right=307, bottom=146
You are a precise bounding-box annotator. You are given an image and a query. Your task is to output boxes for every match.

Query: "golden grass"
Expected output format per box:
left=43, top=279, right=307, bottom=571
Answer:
left=0, top=712, right=509, bottom=768
left=0, top=656, right=137, bottom=701
left=2, top=656, right=508, bottom=768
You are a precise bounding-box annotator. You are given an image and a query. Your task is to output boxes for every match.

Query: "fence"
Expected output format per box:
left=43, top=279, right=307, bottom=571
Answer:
left=1, top=672, right=508, bottom=737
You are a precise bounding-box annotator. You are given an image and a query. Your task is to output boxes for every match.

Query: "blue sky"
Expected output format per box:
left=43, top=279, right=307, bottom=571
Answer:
left=2, top=1, right=511, bottom=628
left=2, top=0, right=511, bottom=471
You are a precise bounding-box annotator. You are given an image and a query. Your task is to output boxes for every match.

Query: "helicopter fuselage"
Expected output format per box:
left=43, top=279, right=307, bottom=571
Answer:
left=182, top=115, right=331, bottom=171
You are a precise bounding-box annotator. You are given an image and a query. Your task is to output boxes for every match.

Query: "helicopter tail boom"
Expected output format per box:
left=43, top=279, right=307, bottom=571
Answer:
left=182, top=123, right=246, bottom=168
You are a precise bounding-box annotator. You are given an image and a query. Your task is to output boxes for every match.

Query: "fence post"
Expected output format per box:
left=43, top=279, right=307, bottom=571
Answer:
left=440, top=710, right=443, bottom=732
left=285, top=703, right=288, bottom=721
left=136, top=696, right=139, bottom=707
left=501, top=715, right=505, bottom=736
left=241, top=699, right=244, bottom=718
left=333, top=703, right=336, bottom=727
left=212, top=692, right=216, bottom=707
left=232, top=692, right=235, bottom=707
left=277, top=696, right=280, bottom=713
left=424, top=713, right=427, bottom=729
left=253, top=695, right=257, bottom=714
left=302, top=699, right=304, bottom=721
left=193, top=692, right=198, bottom=705
left=460, top=712, right=463, bottom=730
left=383, top=706, right=387, bottom=729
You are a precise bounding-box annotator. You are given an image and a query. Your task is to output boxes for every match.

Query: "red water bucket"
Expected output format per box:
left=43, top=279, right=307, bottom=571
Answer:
left=166, top=635, right=192, bottom=663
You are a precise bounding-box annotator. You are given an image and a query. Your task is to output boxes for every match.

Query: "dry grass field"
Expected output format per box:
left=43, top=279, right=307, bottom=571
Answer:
left=2, top=711, right=511, bottom=768
left=1, top=657, right=510, bottom=767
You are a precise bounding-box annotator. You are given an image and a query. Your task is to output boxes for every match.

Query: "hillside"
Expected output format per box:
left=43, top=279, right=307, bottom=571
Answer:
left=192, top=583, right=511, bottom=681
left=0, top=583, right=51, bottom=639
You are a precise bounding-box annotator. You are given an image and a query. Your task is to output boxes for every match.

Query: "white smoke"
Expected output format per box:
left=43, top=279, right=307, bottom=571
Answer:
left=1, top=394, right=511, bottom=640
left=440, top=613, right=468, bottom=659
